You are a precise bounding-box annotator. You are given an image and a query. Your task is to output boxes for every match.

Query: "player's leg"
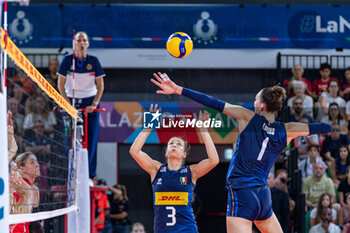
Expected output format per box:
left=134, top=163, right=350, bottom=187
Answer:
left=254, top=213, right=282, bottom=233
left=254, top=186, right=283, bottom=233
left=227, top=216, right=252, bottom=233
left=226, top=188, right=259, bottom=233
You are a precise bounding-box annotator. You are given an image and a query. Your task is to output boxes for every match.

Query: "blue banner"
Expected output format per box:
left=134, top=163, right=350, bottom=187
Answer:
left=7, top=4, right=350, bottom=49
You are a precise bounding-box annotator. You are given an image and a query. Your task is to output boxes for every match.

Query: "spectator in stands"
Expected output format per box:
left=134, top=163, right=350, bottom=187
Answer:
left=24, top=119, right=51, bottom=201
left=9, top=81, right=27, bottom=115
left=312, top=62, right=339, bottom=99
left=332, top=146, right=350, bottom=184
left=98, top=179, right=112, bottom=233
left=322, top=123, right=350, bottom=164
left=295, top=117, right=319, bottom=160
left=338, top=192, right=350, bottom=232
left=310, top=193, right=337, bottom=227
left=93, top=178, right=111, bottom=233
left=24, top=119, right=51, bottom=161
left=24, top=85, right=46, bottom=116
left=289, top=96, right=314, bottom=123
left=274, top=169, right=295, bottom=212
left=318, top=80, right=346, bottom=121
left=267, top=172, right=275, bottom=188
left=58, top=31, right=105, bottom=179
left=321, top=103, right=348, bottom=135
left=10, top=68, right=33, bottom=96
left=7, top=97, right=24, bottom=137
left=298, top=145, right=322, bottom=179
left=338, top=166, right=350, bottom=208
left=283, top=64, right=312, bottom=98
left=109, top=184, right=131, bottom=233
left=130, top=222, right=146, bottom=233
left=45, top=58, right=59, bottom=91
left=268, top=171, right=290, bottom=233
left=309, top=207, right=341, bottom=233
left=23, top=95, right=57, bottom=135
left=341, top=67, right=350, bottom=101
left=302, top=161, right=338, bottom=210
left=287, top=80, right=313, bottom=116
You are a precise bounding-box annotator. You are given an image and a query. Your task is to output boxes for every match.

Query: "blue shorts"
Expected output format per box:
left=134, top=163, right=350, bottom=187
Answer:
left=227, top=186, right=272, bottom=221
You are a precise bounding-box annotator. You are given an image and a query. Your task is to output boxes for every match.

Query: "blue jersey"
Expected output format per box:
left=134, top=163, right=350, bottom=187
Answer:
left=57, top=54, right=105, bottom=98
left=226, top=114, right=287, bottom=189
left=152, top=164, right=198, bottom=233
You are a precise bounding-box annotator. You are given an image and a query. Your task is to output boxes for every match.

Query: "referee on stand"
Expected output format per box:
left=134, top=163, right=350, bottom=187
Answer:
left=58, top=31, right=105, bottom=179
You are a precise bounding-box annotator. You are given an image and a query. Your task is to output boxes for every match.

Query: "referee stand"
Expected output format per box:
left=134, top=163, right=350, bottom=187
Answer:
left=78, top=108, right=108, bottom=233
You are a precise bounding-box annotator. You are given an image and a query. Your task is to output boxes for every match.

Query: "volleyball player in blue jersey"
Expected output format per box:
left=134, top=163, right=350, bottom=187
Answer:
left=130, top=105, right=219, bottom=233
left=151, top=73, right=332, bottom=233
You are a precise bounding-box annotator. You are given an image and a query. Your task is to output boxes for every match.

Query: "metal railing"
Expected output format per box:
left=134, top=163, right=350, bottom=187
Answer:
left=276, top=53, right=350, bottom=84
left=24, top=52, right=67, bottom=68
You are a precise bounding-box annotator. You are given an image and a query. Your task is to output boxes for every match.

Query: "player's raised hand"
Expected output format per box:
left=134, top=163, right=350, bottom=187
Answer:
left=151, top=72, right=182, bottom=95
left=198, top=110, right=210, bottom=132
left=149, top=103, right=161, bottom=113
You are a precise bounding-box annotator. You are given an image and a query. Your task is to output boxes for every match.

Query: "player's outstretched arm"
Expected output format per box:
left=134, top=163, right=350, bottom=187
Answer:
left=285, top=122, right=332, bottom=144
left=129, top=104, right=162, bottom=180
left=151, top=72, right=254, bottom=122
left=190, top=111, right=219, bottom=183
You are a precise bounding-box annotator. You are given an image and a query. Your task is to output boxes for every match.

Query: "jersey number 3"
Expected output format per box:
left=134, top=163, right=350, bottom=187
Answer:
left=257, top=137, right=269, bottom=161
left=166, top=206, right=176, bottom=226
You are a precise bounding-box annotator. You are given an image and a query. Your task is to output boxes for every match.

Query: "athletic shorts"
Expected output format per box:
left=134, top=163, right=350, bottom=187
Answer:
left=226, top=186, right=272, bottom=221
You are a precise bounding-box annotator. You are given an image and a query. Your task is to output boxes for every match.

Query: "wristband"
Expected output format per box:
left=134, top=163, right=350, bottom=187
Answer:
left=182, top=88, right=225, bottom=112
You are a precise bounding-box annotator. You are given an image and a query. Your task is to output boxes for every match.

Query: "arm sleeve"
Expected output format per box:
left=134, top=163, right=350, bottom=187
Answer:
left=181, top=88, right=226, bottom=112
left=308, top=123, right=332, bottom=135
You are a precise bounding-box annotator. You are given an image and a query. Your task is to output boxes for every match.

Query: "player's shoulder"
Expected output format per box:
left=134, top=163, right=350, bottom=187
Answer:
left=86, top=54, right=99, bottom=62
left=62, top=53, right=73, bottom=60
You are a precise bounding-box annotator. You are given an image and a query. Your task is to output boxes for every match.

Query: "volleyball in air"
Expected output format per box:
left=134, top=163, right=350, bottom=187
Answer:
left=166, top=32, right=193, bottom=58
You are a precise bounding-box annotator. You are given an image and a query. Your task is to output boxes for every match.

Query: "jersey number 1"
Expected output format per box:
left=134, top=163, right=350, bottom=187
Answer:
left=257, top=137, right=269, bottom=161
left=166, top=206, right=176, bottom=226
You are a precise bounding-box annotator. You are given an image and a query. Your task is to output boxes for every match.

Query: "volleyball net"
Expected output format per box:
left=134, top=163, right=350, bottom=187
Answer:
left=0, top=5, right=89, bottom=231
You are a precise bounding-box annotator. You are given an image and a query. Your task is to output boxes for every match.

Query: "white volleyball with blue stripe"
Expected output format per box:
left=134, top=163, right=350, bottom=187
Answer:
left=166, top=32, right=193, bottom=58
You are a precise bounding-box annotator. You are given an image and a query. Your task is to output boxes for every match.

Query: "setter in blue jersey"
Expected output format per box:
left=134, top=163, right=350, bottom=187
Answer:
left=151, top=73, right=331, bottom=233
left=130, top=105, right=219, bottom=233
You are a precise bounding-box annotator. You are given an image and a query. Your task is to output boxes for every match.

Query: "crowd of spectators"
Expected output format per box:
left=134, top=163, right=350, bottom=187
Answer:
left=275, top=63, right=350, bottom=233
